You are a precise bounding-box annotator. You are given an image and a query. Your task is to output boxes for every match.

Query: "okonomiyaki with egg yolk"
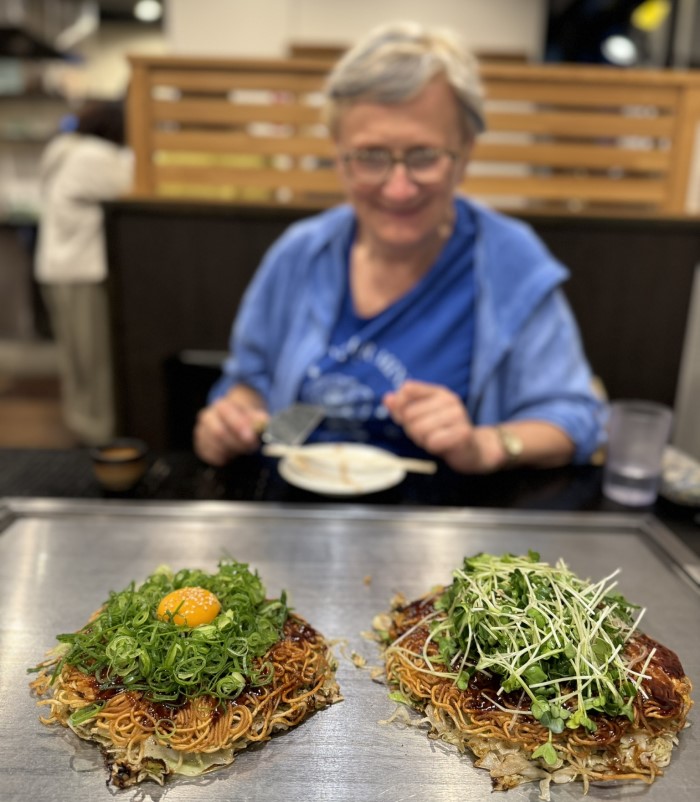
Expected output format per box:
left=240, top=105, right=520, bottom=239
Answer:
left=29, top=560, right=341, bottom=787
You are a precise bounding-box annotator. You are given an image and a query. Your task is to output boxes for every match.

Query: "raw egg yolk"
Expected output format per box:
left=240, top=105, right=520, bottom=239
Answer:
left=157, top=587, right=221, bottom=627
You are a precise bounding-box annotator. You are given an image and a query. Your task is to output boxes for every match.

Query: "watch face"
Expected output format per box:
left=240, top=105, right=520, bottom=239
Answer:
left=498, top=427, right=523, bottom=461
left=505, top=431, right=524, bottom=456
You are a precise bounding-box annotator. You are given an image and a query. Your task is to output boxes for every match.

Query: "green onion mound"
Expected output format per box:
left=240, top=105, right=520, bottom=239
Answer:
left=49, top=560, right=290, bottom=705
left=429, top=552, right=643, bottom=764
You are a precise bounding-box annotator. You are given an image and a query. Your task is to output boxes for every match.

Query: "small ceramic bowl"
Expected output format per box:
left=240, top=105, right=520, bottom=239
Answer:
left=90, top=438, right=149, bottom=492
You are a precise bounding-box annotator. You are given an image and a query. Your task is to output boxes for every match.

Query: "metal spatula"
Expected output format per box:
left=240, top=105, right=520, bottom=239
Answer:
left=259, top=403, right=325, bottom=446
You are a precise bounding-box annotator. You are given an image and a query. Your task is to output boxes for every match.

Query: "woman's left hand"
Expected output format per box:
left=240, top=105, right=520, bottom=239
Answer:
left=383, top=380, right=504, bottom=473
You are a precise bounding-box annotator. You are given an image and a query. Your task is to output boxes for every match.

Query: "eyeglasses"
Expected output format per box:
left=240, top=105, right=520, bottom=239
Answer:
left=340, top=146, right=458, bottom=186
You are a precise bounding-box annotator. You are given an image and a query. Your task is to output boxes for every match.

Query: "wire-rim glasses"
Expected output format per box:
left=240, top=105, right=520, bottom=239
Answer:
left=340, top=146, right=458, bottom=186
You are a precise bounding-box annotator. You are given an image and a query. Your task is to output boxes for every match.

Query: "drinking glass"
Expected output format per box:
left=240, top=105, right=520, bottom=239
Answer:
left=602, top=400, right=673, bottom=506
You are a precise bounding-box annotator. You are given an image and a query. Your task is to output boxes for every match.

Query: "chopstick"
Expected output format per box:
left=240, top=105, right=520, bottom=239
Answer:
left=261, top=444, right=437, bottom=475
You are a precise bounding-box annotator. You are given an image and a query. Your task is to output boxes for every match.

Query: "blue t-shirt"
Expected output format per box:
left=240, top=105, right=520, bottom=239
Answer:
left=299, top=204, right=477, bottom=456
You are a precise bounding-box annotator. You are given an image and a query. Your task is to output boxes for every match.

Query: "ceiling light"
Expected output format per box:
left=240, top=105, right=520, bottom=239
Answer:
left=134, top=0, right=163, bottom=23
left=601, top=35, right=638, bottom=66
left=632, top=0, right=671, bottom=32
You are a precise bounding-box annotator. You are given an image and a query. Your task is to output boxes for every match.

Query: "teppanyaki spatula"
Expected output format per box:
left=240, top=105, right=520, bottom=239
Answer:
left=257, top=403, right=325, bottom=446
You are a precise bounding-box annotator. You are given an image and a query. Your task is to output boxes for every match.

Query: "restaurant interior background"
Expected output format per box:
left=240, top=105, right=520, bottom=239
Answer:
left=1, top=0, right=700, bottom=456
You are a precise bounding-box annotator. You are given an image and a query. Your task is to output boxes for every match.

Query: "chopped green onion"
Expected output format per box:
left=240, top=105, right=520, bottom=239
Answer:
left=69, top=702, right=104, bottom=726
left=40, top=559, right=290, bottom=706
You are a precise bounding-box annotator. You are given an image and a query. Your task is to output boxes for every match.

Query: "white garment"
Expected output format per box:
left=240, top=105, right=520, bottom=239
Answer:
left=34, top=133, right=133, bottom=283
left=41, top=283, right=115, bottom=445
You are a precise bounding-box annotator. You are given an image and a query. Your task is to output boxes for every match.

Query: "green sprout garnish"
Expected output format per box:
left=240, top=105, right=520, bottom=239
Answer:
left=532, top=737, right=559, bottom=766
left=33, top=560, right=290, bottom=706
left=388, top=552, right=649, bottom=763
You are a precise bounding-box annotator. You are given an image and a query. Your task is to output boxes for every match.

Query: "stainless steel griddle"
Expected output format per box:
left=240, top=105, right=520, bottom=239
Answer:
left=0, top=498, right=698, bottom=802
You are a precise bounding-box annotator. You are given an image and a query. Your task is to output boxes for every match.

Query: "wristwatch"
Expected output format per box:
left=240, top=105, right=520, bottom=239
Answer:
left=496, top=425, right=524, bottom=467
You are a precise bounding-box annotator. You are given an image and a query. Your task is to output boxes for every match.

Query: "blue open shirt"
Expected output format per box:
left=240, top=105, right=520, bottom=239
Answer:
left=296, top=202, right=476, bottom=456
left=209, top=196, right=605, bottom=463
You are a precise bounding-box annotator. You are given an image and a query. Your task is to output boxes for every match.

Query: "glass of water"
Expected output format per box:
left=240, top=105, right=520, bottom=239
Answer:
left=602, top=400, right=673, bottom=506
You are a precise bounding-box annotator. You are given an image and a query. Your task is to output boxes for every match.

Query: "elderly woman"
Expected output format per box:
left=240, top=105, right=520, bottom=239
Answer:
left=194, top=21, right=604, bottom=472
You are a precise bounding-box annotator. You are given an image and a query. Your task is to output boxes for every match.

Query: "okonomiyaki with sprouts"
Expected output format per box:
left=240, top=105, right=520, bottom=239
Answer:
left=373, top=551, right=692, bottom=800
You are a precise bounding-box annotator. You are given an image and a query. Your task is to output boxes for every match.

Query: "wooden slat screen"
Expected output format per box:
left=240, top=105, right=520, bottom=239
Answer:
left=127, top=55, right=700, bottom=215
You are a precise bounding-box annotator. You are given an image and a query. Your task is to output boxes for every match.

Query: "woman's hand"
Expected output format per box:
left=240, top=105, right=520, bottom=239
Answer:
left=383, top=380, right=503, bottom=473
left=193, top=385, right=269, bottom=467
left=383, top=380, right=575, bottom=473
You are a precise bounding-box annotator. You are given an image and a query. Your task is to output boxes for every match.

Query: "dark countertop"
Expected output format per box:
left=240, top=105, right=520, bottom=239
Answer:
left=1, top=447, right=698, bottom=555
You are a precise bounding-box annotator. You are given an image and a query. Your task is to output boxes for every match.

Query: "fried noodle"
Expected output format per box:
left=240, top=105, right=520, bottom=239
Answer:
left=383, top=594, right=692, bottom=797
left=30, top=615, right=340, bottom=787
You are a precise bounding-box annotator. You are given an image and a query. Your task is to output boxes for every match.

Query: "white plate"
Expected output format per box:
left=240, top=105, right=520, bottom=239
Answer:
left=277, top=442, right=406, bottom=496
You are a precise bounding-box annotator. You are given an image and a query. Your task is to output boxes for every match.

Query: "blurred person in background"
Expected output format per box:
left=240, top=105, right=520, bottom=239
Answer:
left=194, top=21, right=605, bottom=473
left=35, top=99, right=133, bottom=445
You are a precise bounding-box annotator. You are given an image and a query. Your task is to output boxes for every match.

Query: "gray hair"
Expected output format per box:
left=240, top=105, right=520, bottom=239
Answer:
left=323, top=21, right=486, bottom=142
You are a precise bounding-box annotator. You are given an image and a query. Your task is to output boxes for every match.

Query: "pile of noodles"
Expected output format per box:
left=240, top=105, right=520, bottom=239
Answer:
left=379, top=582, right=692, bottom=800
left=29, top=563, right=341, bottom=787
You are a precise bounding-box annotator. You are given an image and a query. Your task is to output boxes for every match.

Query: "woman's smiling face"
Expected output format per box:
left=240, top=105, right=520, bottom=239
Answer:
left=334, top=77, right=472, bottom=256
